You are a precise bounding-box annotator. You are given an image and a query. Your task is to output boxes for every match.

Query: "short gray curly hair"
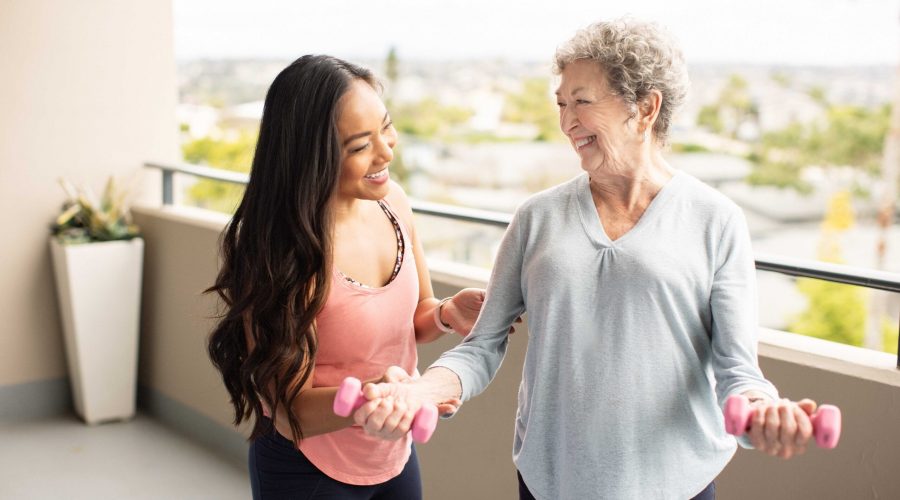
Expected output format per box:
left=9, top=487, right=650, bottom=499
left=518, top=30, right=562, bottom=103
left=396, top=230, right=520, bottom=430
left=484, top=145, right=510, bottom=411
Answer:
left=554, top=18, right=689, bottom=145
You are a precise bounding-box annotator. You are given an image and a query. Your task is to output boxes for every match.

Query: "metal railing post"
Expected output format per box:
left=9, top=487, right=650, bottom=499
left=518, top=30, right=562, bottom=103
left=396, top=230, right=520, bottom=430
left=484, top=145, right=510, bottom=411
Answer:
left=162, top=169, right=174, bottom=206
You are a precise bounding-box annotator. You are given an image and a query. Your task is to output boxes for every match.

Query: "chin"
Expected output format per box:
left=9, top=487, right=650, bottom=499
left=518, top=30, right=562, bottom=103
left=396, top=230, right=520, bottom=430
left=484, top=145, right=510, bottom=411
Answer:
left=579, top=158, right=600, bottom=173
left=363, top=185, right=391, bottom=200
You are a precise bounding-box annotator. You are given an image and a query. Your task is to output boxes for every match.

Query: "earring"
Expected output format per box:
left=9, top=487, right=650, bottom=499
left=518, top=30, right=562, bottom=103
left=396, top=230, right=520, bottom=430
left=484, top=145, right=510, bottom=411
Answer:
left=642, top=129, right=649, bottom=142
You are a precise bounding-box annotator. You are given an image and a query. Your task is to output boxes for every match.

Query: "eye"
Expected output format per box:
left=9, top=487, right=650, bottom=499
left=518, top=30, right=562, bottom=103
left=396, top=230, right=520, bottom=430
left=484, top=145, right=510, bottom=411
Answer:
left=556, top=102, right=566, bottom=108
left=350, top=143, right=371, bottom=154
left=383, top=120, right=394, bottom=131
left=575, top=99, right=591, bottom=105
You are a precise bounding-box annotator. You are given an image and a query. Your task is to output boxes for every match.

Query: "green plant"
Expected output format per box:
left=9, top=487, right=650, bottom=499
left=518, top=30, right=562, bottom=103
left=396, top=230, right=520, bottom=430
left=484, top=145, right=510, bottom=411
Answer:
left=51, top=177, right=140, bottom=244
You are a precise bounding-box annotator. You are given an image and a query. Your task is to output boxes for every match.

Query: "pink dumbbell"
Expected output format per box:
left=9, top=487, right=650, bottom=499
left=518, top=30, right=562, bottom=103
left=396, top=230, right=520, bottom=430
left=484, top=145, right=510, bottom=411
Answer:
left=723, top=394, right=841, bottom=449
left=333, top=377, right=438, bottom=443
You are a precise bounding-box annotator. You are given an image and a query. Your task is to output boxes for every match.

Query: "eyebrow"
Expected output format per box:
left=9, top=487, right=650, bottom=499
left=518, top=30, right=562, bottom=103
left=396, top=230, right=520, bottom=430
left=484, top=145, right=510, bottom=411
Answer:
left=554, top=86, right=585, bottom=96
left=342, top=112, right=391, bottom=146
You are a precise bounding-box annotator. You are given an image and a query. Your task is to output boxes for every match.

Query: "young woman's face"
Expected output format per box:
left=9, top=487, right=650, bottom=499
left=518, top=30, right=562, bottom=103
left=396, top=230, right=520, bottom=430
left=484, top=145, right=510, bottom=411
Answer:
left=335, top=80, right=397, bottom=202
left=556, top=59, right=638, bottom=174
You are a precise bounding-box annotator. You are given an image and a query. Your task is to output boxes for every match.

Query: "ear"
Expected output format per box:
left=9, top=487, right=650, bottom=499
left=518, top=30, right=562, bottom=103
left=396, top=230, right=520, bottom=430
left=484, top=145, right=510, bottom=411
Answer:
left=637, top=89, right=663, bottom=135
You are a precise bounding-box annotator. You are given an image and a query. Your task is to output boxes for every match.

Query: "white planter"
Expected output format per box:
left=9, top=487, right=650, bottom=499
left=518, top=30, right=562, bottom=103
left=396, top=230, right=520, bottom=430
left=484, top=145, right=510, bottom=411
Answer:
left=50, top=237, right=143, bottom=424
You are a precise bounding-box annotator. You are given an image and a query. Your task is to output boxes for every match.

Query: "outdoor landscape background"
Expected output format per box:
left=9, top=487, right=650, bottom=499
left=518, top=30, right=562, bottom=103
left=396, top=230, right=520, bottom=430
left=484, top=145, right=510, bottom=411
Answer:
left=171, top=0, right=900, bottom=353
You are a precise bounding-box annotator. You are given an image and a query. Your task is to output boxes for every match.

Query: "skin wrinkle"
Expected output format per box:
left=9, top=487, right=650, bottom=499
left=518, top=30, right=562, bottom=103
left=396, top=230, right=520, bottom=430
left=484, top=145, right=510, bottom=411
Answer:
left=553, top=19, right=688, bottom=145
left=556, top=59, right=670, bottom=233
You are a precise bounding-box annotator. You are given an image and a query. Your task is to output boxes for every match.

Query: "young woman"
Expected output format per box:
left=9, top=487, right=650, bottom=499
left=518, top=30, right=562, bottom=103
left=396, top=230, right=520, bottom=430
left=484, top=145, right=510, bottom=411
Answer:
left=206, top=54, right=487, bottom=499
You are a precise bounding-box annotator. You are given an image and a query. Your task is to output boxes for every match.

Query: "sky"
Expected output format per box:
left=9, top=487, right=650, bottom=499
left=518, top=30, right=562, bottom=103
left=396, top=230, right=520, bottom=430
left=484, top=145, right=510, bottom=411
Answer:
left=174, top=0, right=900, bottom=66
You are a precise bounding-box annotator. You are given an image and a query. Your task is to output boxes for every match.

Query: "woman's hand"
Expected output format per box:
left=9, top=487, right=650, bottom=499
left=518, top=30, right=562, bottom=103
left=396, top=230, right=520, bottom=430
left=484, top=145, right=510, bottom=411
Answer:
left=747, top=397, right=817, bottom=459
left=442, top=288, right=522, bottom=336
left=376, top=365, right=413, bottom=384
left=352, top=370, right=462, bottom=441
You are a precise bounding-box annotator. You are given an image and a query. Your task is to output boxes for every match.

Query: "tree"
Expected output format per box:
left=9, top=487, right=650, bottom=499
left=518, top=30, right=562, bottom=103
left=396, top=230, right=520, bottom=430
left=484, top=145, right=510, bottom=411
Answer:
left=747, top=104, right=891, bottom=192
left=385, top=47, right=399, bottom=88
left=696, top=104, right=724, bottom=134
left=866, top=64, right=900, bottom=351
left=393, top=98, right=473, bottom=139
left=788, top=192, right=867, bottom=346
left=502, top=77, right=564, bottom=142
left=695, top=74, right=756, bottom=138
left=384, top=46, right=399, bottom=109
left=789, top=277, right=867, bottom=346
left=381, top=46, right=412, bottom=187
left=181, top=132, right=256, bottom=213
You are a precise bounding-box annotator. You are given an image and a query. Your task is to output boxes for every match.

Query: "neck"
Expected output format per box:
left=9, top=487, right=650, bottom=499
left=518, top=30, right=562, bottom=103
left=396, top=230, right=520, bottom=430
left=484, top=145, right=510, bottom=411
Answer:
left=588, top=148, right=674, bottom=211
left=332, top=194, right=364, bottom=224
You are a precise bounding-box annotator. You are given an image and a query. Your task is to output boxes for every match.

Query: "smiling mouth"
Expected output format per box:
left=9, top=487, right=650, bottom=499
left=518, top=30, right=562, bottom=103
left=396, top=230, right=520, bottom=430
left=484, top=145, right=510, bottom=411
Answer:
left=364, top=168, right=388, bottom=180
left=575, top=136, right=596, bottom=150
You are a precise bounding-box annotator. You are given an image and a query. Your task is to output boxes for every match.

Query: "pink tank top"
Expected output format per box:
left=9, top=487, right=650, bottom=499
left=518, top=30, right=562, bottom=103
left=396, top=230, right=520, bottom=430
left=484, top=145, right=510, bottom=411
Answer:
left=298, top=200, right=419, bottom=485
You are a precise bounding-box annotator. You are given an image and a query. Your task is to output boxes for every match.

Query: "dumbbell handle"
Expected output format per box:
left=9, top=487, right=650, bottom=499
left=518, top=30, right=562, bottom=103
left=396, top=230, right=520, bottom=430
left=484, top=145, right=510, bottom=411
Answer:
left=723, top=394, right=841, bottom=449
left=333, top=377, right=438, bottom=443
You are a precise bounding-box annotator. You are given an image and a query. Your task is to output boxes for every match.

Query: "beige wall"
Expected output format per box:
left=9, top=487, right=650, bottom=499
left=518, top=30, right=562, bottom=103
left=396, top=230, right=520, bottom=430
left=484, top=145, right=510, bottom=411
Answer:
left=718, top=354, right=900, bottom=499
left=134, top=208, right=900, bottom=498
left=0, top=1, right=177, bottom=386
left=131, top=206, right=240, bottom=431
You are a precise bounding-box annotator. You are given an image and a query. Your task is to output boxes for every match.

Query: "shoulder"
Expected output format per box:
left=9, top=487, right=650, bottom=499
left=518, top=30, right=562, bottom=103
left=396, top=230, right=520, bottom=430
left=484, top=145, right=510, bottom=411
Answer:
left=516, top=174, right=583, bottom=217
left=669, top=172, right=751, bottom=253
left=383, top=180, right=415, bottom=231
left=673, top=171, right=744, bottom=223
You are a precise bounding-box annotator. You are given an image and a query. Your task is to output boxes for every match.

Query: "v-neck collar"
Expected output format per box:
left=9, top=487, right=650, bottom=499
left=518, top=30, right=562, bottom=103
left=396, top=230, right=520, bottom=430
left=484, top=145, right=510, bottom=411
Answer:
left=575, top=170, right=685, bottom=248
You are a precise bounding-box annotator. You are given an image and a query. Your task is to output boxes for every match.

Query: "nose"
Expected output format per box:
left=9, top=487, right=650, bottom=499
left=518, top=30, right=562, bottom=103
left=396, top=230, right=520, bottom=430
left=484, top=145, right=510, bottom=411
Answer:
left=559, top=105, right=578, bottom=136
left=375, top=130, right=395, bottom=163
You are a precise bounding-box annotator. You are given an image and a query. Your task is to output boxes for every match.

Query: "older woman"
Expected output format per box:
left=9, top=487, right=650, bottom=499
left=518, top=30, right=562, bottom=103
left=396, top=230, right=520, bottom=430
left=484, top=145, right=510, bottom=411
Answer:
left=355, top=19, right=818, bottom=499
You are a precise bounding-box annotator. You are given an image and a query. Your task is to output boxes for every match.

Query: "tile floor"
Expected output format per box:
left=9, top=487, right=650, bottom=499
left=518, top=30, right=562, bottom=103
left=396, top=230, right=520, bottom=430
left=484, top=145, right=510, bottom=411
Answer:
left=0, top=413, right=250, bottom=499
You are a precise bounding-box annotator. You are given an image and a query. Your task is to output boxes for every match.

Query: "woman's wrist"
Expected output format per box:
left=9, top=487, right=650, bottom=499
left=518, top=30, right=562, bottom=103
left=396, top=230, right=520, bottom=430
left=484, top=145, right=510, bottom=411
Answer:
left=433, top=297, right=455, bottom=335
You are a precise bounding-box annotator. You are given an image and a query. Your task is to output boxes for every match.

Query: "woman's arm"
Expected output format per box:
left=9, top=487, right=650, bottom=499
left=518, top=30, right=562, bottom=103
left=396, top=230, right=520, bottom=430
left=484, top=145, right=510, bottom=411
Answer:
left=267, top=370, right=414, bottom=440
left=709, top=209, right=778, bottom=405
left=350, top=366, right=463, bottom=441
left=384, top=181, right=485, bottom=343
left=709, top=209, right=815, bottom=458
left=354, top=203, right=530, bottom=439
left=243, top=313, right=409, bottom=439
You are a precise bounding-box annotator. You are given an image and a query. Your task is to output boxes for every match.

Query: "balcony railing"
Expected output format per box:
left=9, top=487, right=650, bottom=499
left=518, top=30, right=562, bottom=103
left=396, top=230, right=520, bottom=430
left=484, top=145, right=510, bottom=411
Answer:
left=145, top=161, right=900, bottom=365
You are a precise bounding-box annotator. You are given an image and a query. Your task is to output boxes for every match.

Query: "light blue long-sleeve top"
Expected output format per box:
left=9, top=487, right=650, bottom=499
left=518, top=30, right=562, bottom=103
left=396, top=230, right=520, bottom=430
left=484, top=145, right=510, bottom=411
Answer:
left=430, top=171, right=778, bottom=499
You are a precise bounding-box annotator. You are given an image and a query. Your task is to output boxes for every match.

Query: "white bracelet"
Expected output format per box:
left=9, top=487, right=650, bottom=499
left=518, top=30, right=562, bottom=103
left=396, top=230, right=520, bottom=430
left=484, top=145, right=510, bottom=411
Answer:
left=433, top=297, right=455, bottom=334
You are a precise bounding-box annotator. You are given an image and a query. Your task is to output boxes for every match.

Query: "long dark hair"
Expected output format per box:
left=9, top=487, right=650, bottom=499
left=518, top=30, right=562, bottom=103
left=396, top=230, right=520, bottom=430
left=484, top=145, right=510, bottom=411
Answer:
left=207, top=55, right=377, bottom=443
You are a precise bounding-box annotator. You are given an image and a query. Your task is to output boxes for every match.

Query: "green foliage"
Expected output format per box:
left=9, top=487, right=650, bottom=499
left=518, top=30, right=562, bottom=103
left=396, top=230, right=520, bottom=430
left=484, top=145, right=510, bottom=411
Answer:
left=748, top=104, right=890, bottom=192
left=181, top=132, right=256, bottom=213
left=455, top=131, right=523, bottom=143
left=670, top=143, right=711, bottom=153
left=384, top=47, right=399, bottom=109
left=502, top=78, right=564, bottom=142
left=695, top=73, right=757, bottom=138
left=385, top=47, right=399, bottom=85
left=720, top=74, right=752, bottom=113
left=393, top=98, right=473, bottom=139
left=52, top=177, right=140, bottom=244
left=807, top=85, right=828, bottom=106
left=788, top=279, right=867, bottom=346
left=770, top=71, right=791, bottom=88
left=789, top=192, right=867, bottom=345
left=696, top=104, right=724, bottom=134
left=884, top=317, right=899, bottom=355
left=389, top=144, right=411, bottom=190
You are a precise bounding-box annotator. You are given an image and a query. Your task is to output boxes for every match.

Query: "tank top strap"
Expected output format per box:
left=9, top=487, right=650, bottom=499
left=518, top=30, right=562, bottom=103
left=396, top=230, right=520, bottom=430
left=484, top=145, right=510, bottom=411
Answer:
left=377, top=198, right=412, bottom=242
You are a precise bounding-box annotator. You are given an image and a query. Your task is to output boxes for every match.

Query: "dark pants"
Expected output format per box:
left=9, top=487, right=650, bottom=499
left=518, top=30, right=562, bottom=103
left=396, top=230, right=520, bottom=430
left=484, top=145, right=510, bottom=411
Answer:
left=517, top=470, right=715, bottom=500
left=249, top=428, right=422, bottom=500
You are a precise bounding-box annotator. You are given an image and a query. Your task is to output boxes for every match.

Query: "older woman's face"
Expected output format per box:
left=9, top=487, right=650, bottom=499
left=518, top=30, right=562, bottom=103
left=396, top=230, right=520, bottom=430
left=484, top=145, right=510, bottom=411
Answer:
left=556, top=59, right=637, bottom=173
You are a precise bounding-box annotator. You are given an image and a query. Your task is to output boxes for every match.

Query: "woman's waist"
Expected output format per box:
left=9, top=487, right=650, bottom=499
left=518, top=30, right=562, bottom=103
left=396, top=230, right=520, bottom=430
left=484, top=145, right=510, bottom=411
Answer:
left=298, top=426, right=413, bottom=480
left=312, top=356, right=419, bottom=387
